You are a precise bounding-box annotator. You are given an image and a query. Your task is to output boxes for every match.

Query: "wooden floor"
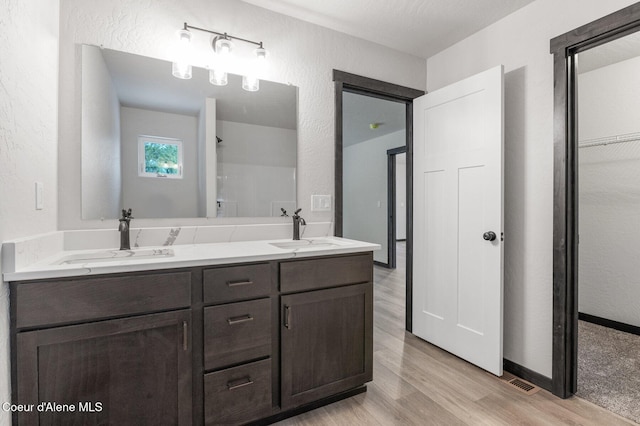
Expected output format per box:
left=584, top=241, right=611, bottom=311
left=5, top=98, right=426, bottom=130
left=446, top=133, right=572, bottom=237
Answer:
left=277, top=243, right=634, bottom=425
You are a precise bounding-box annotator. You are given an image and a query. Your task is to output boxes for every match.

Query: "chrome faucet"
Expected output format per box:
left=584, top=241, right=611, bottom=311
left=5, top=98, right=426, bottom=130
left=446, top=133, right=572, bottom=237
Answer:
left=292, top=208, right=306, bottom=240
left=118, top=208, right=134, bottom=250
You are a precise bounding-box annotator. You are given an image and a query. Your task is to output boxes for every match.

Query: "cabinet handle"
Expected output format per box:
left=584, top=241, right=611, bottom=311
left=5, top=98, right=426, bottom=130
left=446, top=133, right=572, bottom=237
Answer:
left=227, top=279, right=253, bottom=287
left=182, top=321, right=188, bottom=351
left=227, top=315, right=254, bottom=325
left=227, top=377, right=254, bottom=391
left=284, top=305, right=291, bottom=329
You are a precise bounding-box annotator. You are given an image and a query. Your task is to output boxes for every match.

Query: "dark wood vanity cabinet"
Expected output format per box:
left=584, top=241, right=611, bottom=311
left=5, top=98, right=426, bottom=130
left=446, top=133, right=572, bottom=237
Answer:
left=279, top=254, right=374, bottom=410
left=10, top=271, right=193, bottom=426
left=202, top=263, right=274, bottom=425
left=10, top=252, right=373, bottom=425
left=16, top=310, right=192, bottom=426
left=280, top=283, right=373, bottom=409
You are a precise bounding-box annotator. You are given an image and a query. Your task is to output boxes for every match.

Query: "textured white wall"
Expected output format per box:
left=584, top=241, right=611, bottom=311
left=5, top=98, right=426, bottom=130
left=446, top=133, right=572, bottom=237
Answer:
left=343, top=130, right=405, bottom=264
left=58, top=0, right=426, bottom=229
left=426, top=0, right=639, bottom=378
left=120, top=107, right=199, bottom=218
left=81, top=44, right=122, bottom=220
left=0, top=0, right=59, bottom=420
left=578, top=57, right=640, bottom=327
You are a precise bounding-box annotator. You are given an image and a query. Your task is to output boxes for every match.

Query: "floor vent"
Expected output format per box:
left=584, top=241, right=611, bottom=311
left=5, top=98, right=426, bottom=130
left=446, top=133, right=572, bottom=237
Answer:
left=499, top=372, right=541, bottom=396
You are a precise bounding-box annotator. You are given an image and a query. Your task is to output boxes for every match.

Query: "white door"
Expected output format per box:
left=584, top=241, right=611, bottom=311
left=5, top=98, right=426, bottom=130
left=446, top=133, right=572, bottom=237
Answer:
left=412, top=66, right=504, bottom=376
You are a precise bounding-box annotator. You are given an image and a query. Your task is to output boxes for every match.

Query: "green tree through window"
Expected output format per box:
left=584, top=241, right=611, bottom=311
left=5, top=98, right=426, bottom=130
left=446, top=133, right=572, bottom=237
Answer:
left=144, top=142, right=179, bottom=174
left=138, top=136, right=183, bottom=179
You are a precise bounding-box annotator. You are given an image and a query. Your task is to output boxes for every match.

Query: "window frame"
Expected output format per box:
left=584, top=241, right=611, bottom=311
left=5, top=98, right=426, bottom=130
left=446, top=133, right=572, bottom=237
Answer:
left=137, top=135, right=184, bottom=179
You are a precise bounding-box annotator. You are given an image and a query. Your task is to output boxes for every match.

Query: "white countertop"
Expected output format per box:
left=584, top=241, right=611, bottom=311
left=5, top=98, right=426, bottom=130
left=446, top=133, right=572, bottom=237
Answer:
left=3, top=237, right=379, bottom=282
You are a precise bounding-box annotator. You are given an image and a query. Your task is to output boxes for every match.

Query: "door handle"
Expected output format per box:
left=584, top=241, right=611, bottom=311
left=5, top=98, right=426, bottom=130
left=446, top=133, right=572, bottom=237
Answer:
left=483, top=231, right=497, bottom=241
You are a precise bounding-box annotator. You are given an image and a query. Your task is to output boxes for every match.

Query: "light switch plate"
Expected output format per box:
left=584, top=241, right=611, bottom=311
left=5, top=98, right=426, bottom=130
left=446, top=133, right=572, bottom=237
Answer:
left=311, top=195, right=332, bottom=212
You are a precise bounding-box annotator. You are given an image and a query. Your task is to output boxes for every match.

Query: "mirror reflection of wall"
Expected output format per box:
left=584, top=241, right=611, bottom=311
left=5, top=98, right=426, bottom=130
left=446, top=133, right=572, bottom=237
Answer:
left=342, top=92, right=406, bottom=266
left=80, top=45, right=297, bottom=220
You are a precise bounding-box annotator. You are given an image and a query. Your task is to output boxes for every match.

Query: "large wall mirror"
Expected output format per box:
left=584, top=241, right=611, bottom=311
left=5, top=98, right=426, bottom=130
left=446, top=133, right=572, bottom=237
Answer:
left=81, top=45, right=298, bottom=220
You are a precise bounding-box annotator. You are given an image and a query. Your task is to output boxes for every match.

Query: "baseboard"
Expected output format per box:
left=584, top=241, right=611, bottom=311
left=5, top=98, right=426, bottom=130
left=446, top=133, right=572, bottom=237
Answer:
left=373, top=260, right=393, bottom=269
left=503, top=359, right=552, bottom=392
left=251, top=386, right=367, bottom=425
left=579, top=312, right=640, bottom=336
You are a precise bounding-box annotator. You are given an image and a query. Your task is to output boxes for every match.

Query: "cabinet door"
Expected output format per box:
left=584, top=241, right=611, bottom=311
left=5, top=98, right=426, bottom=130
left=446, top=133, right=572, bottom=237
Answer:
left=15, top=310, right=192, bottom=426
left=280, top=283, right=372, bottom=410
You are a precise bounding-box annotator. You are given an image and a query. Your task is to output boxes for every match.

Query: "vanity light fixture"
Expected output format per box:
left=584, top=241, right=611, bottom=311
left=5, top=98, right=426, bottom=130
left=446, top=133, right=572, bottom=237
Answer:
left=172, top=28, right=193, bottom=79
left=174, top=22, right=267, bottom=91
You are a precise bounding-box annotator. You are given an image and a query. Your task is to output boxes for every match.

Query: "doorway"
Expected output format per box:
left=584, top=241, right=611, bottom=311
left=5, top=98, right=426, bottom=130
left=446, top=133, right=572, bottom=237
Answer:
left=341, top=92, right=406, bottom=268
left=551, top=2, right=640, bottom=409
left=575, top=32, right=640, bottom=423
left=333, top=70, right=423, bottom=331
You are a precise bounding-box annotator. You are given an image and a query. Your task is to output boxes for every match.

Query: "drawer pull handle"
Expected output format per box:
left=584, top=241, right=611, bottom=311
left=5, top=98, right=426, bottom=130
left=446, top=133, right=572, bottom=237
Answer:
left=227, top=315, right=254, bottom=325
left=227, top=377, right=254, bottom=391
left=227, top=280, right=253, bottom=287
left=284, top=305, right=291, bottom=329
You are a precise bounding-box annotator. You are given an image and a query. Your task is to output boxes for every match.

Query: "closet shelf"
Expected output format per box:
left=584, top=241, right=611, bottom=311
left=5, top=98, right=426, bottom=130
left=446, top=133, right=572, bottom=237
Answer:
left=579, top=132, right=640, bottom=148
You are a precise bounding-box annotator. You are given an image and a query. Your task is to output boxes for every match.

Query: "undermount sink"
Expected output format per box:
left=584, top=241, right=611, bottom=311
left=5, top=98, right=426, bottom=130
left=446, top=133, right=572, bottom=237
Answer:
left=269, top=238, right=345, bottom=250
left=56, top=248, right=174, bottom=265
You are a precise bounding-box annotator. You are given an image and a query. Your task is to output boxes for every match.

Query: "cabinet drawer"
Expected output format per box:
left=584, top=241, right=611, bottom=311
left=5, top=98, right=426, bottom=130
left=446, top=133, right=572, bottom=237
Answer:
left=204, top=358, right=272, bottom=425
left=280, top=253, right=372, bottom=293
left=203, top=263, right=271, bottom=304
left=204, top=298, right=271, bottom=370
left=15, top=271, right=191, bottom=329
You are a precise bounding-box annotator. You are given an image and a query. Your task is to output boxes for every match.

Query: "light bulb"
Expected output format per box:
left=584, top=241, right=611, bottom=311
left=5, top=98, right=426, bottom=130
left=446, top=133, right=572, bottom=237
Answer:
left=172, top=28, right=192, bottom=79
left=255, top=46, right=267, bottom=61
left=177, top=29, right=191, bottom=44
left=213, top=36, right=233, bottom=55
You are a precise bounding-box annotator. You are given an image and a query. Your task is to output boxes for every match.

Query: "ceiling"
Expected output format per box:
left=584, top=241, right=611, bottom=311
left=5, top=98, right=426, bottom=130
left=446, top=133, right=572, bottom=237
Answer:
left=343, top=92, right=406, bottom=147
left=241, top=0, right=536, bottom=58
left=101, top=48, right=297, bottom=129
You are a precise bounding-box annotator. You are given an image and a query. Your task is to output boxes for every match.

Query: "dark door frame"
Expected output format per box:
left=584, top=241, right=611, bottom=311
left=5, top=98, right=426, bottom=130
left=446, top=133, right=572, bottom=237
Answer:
left=550, top=2, right=640, bottom=399
left=386, top=146, right=407, bottom=270
left=333, top=70, right=424, bottom=331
